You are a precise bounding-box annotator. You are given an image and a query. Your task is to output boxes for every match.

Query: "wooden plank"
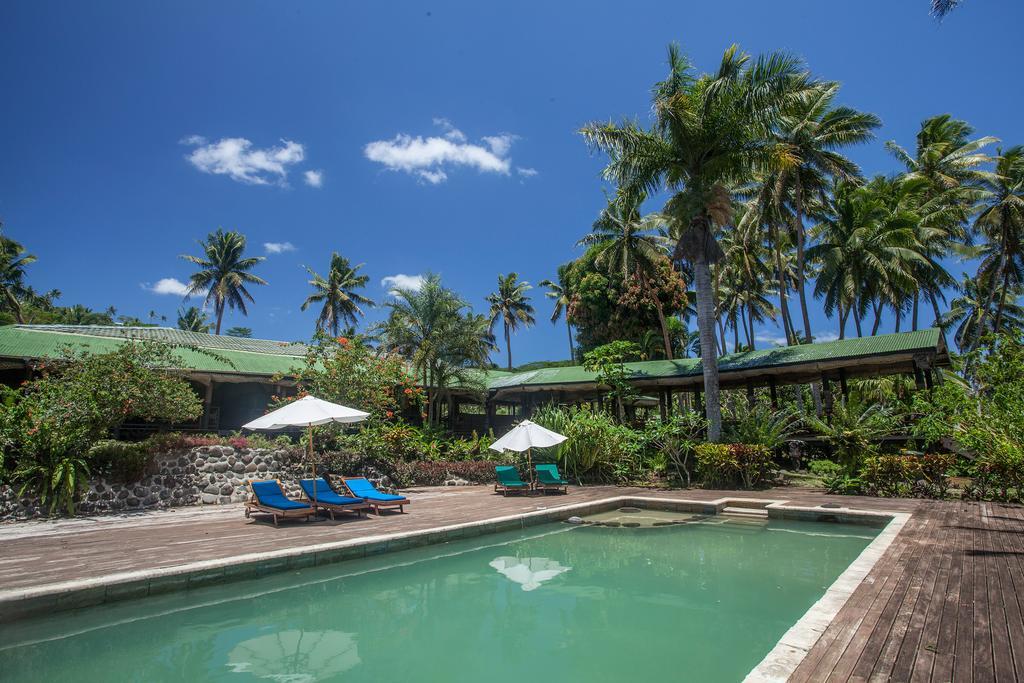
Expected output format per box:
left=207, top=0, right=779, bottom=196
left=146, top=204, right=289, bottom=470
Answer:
left=953, top=502, right=977, bottom=682
left=989, top=503, right=1024, bottom=681
left=929, top=501, right=967, bottom=682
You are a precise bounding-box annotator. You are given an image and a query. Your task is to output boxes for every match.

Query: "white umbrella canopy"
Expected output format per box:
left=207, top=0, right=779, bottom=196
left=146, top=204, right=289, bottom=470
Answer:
left=242, top=395, right=369, bottom=430
left=243, top=395, right=370, bottom=506
left=489, top=420, right=567, bottom=453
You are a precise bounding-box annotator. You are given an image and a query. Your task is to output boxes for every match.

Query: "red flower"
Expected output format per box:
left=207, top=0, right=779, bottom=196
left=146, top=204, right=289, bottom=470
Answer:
left=403, top=388, right=413, bottom=395
left=338, top=337, right=349, bottom=346
left=386, top=410, right=394, bottom=418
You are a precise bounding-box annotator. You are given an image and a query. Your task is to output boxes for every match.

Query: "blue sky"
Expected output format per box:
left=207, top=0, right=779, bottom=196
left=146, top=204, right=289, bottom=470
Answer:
left=1, top=1, right=1021, bottom=364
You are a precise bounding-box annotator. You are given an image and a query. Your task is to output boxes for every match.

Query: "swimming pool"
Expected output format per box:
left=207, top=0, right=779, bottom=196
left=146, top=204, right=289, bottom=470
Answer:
left=0, top=516, right=880, bottom=682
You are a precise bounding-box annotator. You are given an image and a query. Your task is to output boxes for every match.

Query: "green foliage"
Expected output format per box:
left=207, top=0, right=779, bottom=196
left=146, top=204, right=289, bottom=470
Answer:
left=12, top=454, right=90, bottom=516
left=582, top=340, right=640, bottom=419
left=643, top=413, right=706, bottom=487
left=804, top=400, right=898, bottom=471
left=87, top=439, right=151, bottom=482
left=282, top=332, right=420, bottom=422
left=0, top=342, right=203, bottom=514
left=859, top=453, right=955, bottom=499
left=823, top=473, right=863, bottom=495
left=808, top=459, right=843, bottom=478
left=725, top=402, right=799, bottom=451
left=531, top=404, right=643, bottom=483
left=694, top=443, right=773, bottom=489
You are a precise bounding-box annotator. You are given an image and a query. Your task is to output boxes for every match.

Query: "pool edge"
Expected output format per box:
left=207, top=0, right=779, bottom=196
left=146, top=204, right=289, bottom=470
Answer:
left=742, top=507, right=909, bottom=683
left=0, top=494, right=901, bottom=627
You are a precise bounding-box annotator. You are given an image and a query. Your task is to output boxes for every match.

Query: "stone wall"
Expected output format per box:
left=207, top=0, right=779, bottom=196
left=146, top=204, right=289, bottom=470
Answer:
left=0, top=446, right=299, bottom=521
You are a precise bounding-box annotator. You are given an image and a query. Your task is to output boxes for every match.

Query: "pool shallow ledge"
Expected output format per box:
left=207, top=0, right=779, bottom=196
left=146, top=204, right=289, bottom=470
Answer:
left=0, top=494, right=903, bottom=643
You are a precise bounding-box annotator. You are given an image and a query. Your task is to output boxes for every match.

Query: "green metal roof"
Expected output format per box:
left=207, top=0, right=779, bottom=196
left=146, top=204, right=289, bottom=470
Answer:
left=0, top=325, right=948, bottom=388
left=487, top=329, right=947, bottom=390
left=0, top=325, right=305, bottom=377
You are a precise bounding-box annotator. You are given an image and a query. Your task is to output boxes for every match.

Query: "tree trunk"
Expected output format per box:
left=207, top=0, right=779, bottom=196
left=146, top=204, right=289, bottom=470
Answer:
left=793, top=177, right=814, bottom=345
left=912, top=292, right=919, bottom=331
left=215, top=302, right=225, bottom=335
left=733, top=313, right=740, bottom=353
left=770, top=224, right=795, bottom=346
left=566, top=319, right=574, bottom=362
left=1, top=288, right=24, bottom=324
left=717, top=315, right=727, bottom=356
left=838, top=301, right=847, bottom=340
left=853, top=302, right=863, bottom=337
left=646, top=274, right=674, bottom=360
left=747, top=303, right=755, bottom=350
left=694, top=257, right=722, bottom=441
left=971, top=247, right=1007, bottom=352
left=894, top=307, right=902, bottom=333
left=992, top=265, right=1012, bottom=343
left=871, top=299, right=882, bottom=336
left=504, top=322, right=512, bottom=371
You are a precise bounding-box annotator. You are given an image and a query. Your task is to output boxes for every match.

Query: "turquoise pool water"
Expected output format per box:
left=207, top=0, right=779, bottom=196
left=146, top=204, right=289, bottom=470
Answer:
left=0, top=517, right=879, bottom=682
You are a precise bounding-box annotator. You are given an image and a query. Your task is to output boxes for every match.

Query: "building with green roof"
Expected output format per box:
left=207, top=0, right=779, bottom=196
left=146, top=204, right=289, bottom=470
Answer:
left=0, top=324, right=951, bottom=434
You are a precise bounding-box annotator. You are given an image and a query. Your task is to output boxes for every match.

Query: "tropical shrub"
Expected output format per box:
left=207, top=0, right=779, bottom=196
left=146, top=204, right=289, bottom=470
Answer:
left=695, top=443, right=773, bottom=489
left=808, top=459, right=843, bottom=478
left=582, top=341, right=641, bottom=421
left=643, top=413, right=706, bottom=486
left=88, top=439, right=151, bottom=482
left=823, top=473, right=863, bottom=495
left=804, top=400, right=898, bottom=472
left=12, top=454, right=90, bottom=515
left=724, top=402, right=799, bottom=452
left=405, top=460, right=503, bottom=486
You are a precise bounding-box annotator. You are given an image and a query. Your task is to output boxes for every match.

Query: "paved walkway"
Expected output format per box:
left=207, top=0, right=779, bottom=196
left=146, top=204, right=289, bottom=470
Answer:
left=0, top=485, right=1020, bottom=681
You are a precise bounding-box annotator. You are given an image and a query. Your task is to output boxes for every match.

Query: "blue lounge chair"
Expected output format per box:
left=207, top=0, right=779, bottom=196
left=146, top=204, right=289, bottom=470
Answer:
left=245, top=479, right=315, bottom=526
left=535, top=464, right=569, bottom=494
left=299, top=478, right=370, bottom=520
left=494, top=465, right=531, bottom=496
left=341, top=477, right=410, bottom=514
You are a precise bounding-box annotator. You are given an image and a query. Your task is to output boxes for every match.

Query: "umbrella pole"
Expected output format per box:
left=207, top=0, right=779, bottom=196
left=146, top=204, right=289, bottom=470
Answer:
left=309, top=423, right=317, bottom=511
left=528, top=447, right=534, bottom=494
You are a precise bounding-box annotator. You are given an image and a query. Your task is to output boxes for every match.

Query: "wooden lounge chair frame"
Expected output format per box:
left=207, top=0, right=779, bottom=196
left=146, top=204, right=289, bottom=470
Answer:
left=245, top=479, right=316, bottom=527
left=534, top=465, right=569, bottom=495
left=300, top=478, right=371, bottom=520
left=494, top=466, right=531, bottom=496
left=340, top=477, right=409, bottom=515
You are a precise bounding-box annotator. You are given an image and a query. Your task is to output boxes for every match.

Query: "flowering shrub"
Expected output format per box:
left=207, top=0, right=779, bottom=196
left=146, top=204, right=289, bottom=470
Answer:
left=404, top=460, right=501, bottom=486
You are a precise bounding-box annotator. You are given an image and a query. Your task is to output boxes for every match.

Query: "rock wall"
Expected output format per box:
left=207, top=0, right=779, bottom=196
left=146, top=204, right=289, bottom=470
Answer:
left=0, top=446, right=299, bottom=521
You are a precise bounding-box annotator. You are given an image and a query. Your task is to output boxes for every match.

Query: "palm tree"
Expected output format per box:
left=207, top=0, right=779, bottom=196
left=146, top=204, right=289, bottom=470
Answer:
left=300, top=253, right=375, bottom=336
left=578, top=188, right=675, bottom=358
left=377, top=274, right=494, bottom=425
left=539, top=266, right=575, bottom=362
left=931, top=0, right=963, bottom=18
left=0, top=226, right=36, bottom=324
left=180, top=229, right=267, bottom=335
left=940, top=275, right=1024, bottom=349
left=486, top=272, right=535, bottom=370
left=772, top=82, right=880, bottom=346
left=580, top=43, right=814, bottom=440
left=177, top=306, right=211, bottom=333
left=974, top=146, right=1024, bottom=344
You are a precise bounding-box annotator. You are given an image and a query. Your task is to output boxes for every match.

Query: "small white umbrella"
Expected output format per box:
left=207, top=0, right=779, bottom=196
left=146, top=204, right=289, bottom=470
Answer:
left=243, top=395, right=369, bottom=506
left=489, top=419, right=567, bottom=488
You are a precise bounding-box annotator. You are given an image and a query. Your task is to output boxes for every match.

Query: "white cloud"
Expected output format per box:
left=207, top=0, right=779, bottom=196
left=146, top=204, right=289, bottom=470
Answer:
left=816, top=331, right=840, bottom=343
left=264, top=242, right=296, bottom=255
left=381, top=273, right=426, bottom=293
left=143, top=278, right=195, bottom=297
left=183, top=136, right=305, bottom=185
left=517, top=167, right=538, bottom=178
left=364, top=120, right=521, bottom=184
left=755, top=333, right=789, bottom=347
left=179, top=134, right=207, bottom=146
left=303, top=169, right=323, bottom=188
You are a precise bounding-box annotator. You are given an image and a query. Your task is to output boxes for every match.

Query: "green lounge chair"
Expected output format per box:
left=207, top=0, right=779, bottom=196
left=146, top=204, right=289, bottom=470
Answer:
left=535, top=464, right=569, bottom=494
left=495, top=466, right=530, bottom=496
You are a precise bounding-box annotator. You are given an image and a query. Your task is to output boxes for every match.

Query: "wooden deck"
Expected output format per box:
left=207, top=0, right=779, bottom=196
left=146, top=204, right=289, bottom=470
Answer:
left=0, top=485, right=1021, bottom=681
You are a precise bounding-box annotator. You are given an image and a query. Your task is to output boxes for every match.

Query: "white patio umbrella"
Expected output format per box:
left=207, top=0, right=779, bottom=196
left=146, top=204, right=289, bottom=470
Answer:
left=243, top=395, right=369, bottom=506
left=489, top=419, right=567, bottom=487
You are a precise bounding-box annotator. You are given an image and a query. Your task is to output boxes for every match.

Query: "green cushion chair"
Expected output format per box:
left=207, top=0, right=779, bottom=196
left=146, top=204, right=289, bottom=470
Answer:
left=535, top=464, right=569, bottom=494
left=494, top=466, right=530, bottom=496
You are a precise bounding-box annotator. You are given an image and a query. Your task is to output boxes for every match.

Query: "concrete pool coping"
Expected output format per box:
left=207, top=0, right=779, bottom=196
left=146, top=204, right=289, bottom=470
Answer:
left=0, top=493, right=904, bottom=680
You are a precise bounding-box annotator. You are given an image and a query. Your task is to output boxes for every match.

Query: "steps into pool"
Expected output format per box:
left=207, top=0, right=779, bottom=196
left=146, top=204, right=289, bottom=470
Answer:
left=721, top=506, right=769, bottom=520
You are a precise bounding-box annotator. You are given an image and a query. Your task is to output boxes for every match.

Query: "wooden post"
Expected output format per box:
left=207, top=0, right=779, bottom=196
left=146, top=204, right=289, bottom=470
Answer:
left=693, top=388, right=703, bottom=414
left=768, top=377, right=778, bottom=410
left=924, top=369, right=934, bottom=390
left=913, top=367, right=926, bottom=390
left=839, top=368, right=849, bottom=404
left=746, top=380, right=755, bottom=407
left=659, top=390, right=668, bottom=422
left=821, top=376, right=834, bottom=419
left=202, top=379, right=215, bottom=430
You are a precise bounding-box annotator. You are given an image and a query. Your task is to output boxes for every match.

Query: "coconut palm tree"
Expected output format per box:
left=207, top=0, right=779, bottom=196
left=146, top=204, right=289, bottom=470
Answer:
left=300, top=253, right=375, bottom=337
left=0, top=226, right=36, bottom=324
left=377, top=274, right=494, bottom=425
left=973, top=146, right=1024, bottom=344
left=486, top=272, right=535, bottom=370
left=580, top=42, right=815, bottom=440
left=176, top=306, right=211, bottom=333
left=931, top=0, right=963, bottom=19
left=578, top=188, right=675, bottom=359
left=180, top=229, right=267, bottom=335
left=772, top=82, right=880, bottom=346
left=940, top=275, right=1024, bottom=349
left=539, top=266, right=575, bottom=362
